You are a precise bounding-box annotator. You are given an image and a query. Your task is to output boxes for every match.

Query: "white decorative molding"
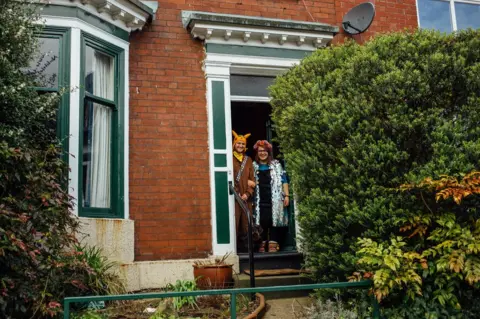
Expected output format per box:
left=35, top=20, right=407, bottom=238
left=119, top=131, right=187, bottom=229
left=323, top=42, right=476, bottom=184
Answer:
left=41, top=0, right=154, bottom=32
left=183, top=11, right=338, bottom=51
left=112, top=9, right=125, bottom=20
left=97, top=1, right=111, bottom=14
left=230, top=95, right=271, bottom=102
left=224, top=30, right=232, bottom=41
left=297, top=36, right=305, bottom=46
left=261, top=33, right=269, bottom=44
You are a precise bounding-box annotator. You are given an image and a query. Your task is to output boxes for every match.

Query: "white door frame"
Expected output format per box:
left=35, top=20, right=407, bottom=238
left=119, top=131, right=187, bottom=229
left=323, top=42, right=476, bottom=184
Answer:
left=204, top=53, right=301, bottom=256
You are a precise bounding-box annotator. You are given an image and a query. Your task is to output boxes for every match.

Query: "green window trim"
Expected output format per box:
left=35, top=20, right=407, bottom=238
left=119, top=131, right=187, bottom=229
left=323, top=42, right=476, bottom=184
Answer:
left=78, top=32, right=125, bottom=219
left=32, top=26, right=71, bottom=164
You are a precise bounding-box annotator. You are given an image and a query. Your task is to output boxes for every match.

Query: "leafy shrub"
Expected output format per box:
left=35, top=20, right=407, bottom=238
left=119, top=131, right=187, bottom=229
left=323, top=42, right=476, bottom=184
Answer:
left=0, top=0, right=125, bottom=317
left=354, top=172, right=480, bottom=318
left=270, top=29, right=480, bottom=317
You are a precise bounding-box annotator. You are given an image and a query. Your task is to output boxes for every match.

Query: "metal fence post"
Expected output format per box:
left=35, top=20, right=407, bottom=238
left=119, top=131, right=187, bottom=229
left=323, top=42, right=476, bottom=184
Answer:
left=372, top=296, right=380, bottom=319
left=63, top=300, right=70, bottom=319
left=230, top=292, right=237, bottom=319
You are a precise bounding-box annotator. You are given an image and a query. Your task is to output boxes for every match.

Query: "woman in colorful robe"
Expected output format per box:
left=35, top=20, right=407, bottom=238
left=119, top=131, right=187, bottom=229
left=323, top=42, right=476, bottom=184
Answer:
left=252, top=140, right=290, bottom=252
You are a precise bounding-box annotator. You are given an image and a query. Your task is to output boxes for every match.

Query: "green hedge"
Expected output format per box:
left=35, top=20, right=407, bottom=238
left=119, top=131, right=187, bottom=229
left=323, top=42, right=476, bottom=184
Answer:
left=270, top=29, right=480, bottom=317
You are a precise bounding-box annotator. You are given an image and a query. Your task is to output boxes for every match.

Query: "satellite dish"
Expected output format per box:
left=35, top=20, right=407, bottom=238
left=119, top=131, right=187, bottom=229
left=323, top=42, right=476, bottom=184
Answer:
left=342, top=2, right=375, bottom=35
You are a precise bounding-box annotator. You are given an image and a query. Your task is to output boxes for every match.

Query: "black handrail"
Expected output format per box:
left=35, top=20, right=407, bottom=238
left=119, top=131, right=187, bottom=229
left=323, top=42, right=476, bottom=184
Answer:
left=228, top=182, right=256, bottom=290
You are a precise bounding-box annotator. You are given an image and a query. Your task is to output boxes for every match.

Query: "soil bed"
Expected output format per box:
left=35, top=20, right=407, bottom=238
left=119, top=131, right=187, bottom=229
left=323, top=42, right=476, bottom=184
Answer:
left=72, top=293, right=261, bottom=319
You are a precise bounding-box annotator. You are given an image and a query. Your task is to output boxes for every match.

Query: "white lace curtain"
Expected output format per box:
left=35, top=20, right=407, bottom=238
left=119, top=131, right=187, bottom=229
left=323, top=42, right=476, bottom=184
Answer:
left=89, top=51, right=113, bottom=208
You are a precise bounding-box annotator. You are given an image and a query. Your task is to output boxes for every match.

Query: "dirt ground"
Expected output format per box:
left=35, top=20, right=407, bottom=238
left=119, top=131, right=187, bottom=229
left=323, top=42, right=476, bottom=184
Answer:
left=264, top=297, right=313, bottom=319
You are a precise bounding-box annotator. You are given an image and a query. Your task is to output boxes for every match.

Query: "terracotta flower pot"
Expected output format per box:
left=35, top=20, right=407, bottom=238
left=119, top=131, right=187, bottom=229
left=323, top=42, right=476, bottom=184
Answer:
left=193, top=265, right=234, bottom=289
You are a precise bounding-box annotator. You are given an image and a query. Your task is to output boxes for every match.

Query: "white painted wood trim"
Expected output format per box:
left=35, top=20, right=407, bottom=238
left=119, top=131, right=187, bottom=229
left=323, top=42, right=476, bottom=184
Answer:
left=207, top=70, right=236, bottom=256
left=450, top=0, right=458, bottom=31
left=189, top=21, right=332, bottom=50
left=41, top=17, right=130, bottom=49
left=205, top=52, right=303, bottom=253
left=69, top=28, right=81, bottom=216
left=230, top=95, right=271, bottom=102
left=123, top=47, right=130, bottom=219
left=206, top=53, right=300, bottom=70
left=42, top=0, right=150, bottom=31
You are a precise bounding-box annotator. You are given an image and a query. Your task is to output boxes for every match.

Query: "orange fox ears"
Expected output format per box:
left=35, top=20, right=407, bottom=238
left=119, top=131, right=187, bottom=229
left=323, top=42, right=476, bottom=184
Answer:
left=232, top=130, right=239, bottom=140
left=232, top=130, right=251, bottom=147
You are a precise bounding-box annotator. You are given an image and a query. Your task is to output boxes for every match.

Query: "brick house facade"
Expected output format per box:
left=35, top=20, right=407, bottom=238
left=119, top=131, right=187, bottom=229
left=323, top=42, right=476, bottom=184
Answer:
left=128, top=0, right=417, bottom=262
left=33, top=0, right=418, bottom=290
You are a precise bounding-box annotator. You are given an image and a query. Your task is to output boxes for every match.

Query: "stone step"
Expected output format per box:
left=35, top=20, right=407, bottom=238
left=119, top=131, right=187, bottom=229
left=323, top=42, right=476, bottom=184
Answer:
left=238, top=251, right=303, bottom=272
left=235, top=273, right=313, bottom=299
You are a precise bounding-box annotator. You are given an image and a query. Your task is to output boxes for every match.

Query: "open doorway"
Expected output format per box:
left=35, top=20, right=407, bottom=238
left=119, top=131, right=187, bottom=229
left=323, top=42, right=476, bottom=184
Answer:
left=231, top=101, right=296, bottom=252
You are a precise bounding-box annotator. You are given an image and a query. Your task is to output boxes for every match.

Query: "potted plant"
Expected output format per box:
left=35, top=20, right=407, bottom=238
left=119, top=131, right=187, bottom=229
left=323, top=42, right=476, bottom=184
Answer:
left=193, top=253, right=234, bottom=289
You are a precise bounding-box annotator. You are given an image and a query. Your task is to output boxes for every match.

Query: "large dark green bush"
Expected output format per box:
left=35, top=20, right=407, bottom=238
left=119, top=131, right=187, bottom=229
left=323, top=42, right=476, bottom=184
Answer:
left=1, top=0, right=124, bottom=317
left=270, top=30, right=480, bottom=317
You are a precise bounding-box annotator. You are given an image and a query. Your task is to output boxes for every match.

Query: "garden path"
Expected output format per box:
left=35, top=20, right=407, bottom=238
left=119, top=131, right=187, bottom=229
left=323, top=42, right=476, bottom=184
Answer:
left=263, top=297, right=312, bottom=319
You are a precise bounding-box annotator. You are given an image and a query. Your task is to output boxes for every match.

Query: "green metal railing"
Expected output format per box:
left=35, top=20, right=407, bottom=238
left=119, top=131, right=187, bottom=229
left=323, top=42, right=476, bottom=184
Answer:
left=64, top=281, right=380, bottom=318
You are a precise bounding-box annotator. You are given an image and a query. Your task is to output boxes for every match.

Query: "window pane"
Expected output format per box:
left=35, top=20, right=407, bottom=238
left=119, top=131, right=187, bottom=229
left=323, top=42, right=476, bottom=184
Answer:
left=455, top=2, right=480, bottom=30
left=230, top=75, right=275, bottom=97
left=82, top=101, right=112, bottom=208
left=85, top=46, right=115, bottom=100
left=24, top=37, right=60, bottom=88
left=418, top=0, right=452, bottom=33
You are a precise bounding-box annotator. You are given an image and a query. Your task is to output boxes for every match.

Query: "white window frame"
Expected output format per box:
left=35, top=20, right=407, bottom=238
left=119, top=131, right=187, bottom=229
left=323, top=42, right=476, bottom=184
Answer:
left=39, top=16, right=130, bottom=219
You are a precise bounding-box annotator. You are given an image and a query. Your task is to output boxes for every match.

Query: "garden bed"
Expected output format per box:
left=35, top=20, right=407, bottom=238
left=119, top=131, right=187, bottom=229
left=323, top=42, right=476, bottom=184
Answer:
left=71, top=293, right=264, bottom=319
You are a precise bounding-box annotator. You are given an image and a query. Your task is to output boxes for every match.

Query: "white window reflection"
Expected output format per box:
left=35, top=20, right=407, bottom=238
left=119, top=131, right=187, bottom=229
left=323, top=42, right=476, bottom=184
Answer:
left=24, top=37, right=60, bottom=88
left=455, top=2, right=480, bottom=30
left=418, top=0, right=480, bottom=32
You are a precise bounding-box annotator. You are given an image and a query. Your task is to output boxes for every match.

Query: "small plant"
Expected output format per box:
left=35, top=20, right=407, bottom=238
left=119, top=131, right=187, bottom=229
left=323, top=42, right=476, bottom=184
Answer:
left=71, top=310, right=106, bottom=319
left=72, top=244, right=126, bottom=296
left=166, top=279, right=198, bottom=310
left=304, top=296, right=358, bottom=319
left=193, top=252, right=233, bottom=268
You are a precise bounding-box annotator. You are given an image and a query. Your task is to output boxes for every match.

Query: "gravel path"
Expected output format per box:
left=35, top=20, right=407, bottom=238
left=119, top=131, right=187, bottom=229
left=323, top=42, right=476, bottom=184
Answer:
left=263, top=297, right=313, bottom=319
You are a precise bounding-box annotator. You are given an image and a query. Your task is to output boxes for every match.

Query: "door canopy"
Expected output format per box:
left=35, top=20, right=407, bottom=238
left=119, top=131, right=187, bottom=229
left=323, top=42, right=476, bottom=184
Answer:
left=182, top=11, right=339, bottom=51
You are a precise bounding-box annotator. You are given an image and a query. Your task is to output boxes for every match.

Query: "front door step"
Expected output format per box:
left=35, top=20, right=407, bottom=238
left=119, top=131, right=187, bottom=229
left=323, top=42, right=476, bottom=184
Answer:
left=238, top=251, right=303, bottom=272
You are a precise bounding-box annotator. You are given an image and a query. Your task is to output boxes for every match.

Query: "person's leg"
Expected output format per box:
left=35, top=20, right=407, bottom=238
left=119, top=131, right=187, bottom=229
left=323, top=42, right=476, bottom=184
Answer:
left=259, top=205, right=273, bottom=252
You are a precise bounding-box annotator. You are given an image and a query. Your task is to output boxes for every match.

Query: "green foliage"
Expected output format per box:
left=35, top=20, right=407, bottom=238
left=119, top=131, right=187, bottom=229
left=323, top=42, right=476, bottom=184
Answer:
left=0, top=0, right=125, bottom=317
left=270, top=29, right=480, bottom=317
left=72, top=244, right=126, bottom=296
left=72, top=310, right=106, bottom=319
left=354, top=173, right=480, bottom=318
left=166, top=280, right=198, bottom=310
left=306, top=297, right=359, bottom=319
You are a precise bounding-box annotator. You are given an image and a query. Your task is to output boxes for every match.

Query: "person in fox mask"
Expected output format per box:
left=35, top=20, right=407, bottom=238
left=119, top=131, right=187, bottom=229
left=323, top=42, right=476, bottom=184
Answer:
left=232, top=130, right=255, bottom=252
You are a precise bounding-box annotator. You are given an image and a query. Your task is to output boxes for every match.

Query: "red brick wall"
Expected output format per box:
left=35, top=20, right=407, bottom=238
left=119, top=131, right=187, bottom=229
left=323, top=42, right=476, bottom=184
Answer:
left=128, top=0, right=418, bottom=261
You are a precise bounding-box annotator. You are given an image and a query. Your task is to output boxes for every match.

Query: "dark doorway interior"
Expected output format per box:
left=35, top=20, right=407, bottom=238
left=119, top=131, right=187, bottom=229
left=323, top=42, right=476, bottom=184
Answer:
left=231, top=101, right=296, bottom=252
left=231, top=102, right=280, bottom=159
